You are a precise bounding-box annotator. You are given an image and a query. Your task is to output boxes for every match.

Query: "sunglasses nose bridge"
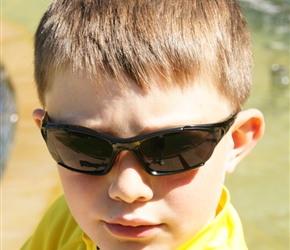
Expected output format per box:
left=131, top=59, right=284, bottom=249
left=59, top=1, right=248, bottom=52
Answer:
left=112, top=141, right=140, bottom=151
left=111, top=142, right=141, bottom=164
left=111, top=142, right=150, bottom=173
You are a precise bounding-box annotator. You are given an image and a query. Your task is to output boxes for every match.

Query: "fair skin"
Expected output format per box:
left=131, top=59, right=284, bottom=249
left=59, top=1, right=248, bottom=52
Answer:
left=33, top=71, right=264, bottom=250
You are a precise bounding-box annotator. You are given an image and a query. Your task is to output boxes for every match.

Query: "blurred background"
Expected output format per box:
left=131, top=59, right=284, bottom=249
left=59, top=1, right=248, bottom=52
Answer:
left=1, top=0, right=289, bottom=249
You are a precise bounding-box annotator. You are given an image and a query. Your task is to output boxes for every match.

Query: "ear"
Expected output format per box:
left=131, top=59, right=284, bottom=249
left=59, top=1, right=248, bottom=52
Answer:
left=32, top=108, right=46, bottom=128
left=226, top=109, right=265, bottom=174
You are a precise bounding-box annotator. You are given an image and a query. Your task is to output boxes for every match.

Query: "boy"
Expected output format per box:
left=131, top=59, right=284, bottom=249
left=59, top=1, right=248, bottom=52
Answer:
left=22, top=0, right=265, bottom=249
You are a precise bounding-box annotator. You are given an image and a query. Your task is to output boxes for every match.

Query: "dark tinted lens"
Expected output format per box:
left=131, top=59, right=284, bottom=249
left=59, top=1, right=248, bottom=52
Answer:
left=139, top=130, right=217, bottom=172
left=46, top=129, right=113, bottom=173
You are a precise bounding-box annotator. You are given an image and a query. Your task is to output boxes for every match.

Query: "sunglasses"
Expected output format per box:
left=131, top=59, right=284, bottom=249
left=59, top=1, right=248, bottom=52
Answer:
left=40, top=112, right=237, bottom=176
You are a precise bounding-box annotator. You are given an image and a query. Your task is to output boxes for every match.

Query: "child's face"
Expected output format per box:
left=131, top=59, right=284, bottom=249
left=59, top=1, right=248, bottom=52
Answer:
left=44, top=71, right=234, bottom=250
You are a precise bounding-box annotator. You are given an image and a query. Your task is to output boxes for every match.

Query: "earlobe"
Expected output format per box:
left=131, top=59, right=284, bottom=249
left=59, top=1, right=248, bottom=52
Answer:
left=32, top=109, right=46, bottom=128
left=226, top=109, right=265, bottom=174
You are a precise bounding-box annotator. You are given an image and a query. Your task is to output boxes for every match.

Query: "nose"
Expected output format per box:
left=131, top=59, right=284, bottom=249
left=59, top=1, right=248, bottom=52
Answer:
left=108, top=151, right=154, bottom=203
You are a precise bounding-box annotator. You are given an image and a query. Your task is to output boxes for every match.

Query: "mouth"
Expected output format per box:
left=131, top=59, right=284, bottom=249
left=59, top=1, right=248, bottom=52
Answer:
left=103, top=221, right=163, bottom=239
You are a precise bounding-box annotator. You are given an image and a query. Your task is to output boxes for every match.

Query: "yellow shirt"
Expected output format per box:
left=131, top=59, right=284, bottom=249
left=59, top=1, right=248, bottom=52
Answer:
left=21, top=187, right=247, bottom=250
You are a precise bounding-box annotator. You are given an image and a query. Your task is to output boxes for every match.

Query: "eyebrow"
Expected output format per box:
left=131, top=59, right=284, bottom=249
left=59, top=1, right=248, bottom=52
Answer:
left=45, top=112, right=233, bottom=139
left=46, top=114, right=138, bottom=137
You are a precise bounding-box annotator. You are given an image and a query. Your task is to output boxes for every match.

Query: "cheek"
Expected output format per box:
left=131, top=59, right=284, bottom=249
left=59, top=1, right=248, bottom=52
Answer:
left=162, top=170, right=219, bottom=213
left=57, top=166, right=105, bottom=220
left=156, top=146, right=229, bottom=232
left=204, top=135, right=231, bottom=184
left=58, top=166, right=93, bottom=197
left=152, top=172, right=216, bottom=240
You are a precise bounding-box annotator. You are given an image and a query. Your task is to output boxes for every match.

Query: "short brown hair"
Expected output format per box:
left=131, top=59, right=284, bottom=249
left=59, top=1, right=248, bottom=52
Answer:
left=34, top=0, right=252, bottom=111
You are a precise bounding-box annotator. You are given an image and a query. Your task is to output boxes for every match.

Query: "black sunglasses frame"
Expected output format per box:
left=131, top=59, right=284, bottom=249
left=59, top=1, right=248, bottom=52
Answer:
left=40, top=112, right=237, bottom=176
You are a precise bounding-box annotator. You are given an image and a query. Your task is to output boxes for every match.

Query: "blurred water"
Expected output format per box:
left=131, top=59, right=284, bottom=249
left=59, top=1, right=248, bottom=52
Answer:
left=225, top=79, right=289, bottom=249
left=0, top=65, right=18, bottom=177
left=225, top=1, right=289, bottom=249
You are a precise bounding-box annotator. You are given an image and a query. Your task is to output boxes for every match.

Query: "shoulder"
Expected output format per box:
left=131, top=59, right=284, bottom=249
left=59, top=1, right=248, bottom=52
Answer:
left=21, top=196, right=88, bottom=250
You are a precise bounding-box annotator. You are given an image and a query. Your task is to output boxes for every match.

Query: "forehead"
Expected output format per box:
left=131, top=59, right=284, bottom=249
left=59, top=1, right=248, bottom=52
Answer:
left=45, top=70, right=231, bottom=137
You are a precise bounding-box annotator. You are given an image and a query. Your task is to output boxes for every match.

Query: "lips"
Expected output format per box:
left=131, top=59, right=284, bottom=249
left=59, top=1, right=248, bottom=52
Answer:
left=103, top=221, right=163, bottom=238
